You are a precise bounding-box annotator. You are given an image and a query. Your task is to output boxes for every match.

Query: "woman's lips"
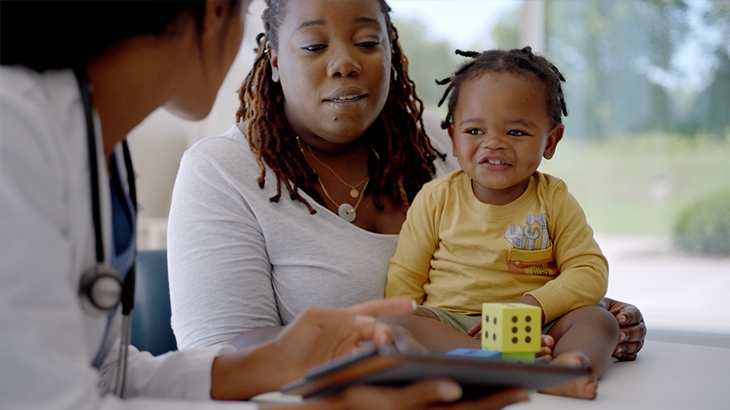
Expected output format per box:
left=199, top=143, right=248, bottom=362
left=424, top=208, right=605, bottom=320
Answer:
left=325, top=94, right=365, bottom=102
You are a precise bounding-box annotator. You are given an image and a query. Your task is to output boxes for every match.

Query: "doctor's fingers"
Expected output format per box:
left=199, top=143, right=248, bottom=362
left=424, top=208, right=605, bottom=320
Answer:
left=325, top=380, right=528, bottom=410
left=342, top=298, right=416, bottom=319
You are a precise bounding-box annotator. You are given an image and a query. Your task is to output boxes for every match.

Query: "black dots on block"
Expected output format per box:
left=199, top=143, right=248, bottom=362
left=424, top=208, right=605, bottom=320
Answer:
left=512, top=326, right=518, bottom=334
left=512, top=315, right=518, bottom=323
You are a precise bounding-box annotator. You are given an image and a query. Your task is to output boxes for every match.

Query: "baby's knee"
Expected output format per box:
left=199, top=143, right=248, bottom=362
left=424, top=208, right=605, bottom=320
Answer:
left=572, top=305, right=620, bottom=337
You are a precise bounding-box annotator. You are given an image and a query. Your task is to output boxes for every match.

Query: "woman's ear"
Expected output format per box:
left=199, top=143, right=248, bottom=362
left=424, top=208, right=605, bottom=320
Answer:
left=269, top=44, right=280, bottom=83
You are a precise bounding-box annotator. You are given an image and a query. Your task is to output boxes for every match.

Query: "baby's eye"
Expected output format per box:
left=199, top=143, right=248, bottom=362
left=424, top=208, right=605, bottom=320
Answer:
left=507, top=130, right=527, bottom=137
left=302, top=44, right=327, bottom=52
left=356, top=41, right=380, bottom=49
left=465, top=128, right=484, bottom=135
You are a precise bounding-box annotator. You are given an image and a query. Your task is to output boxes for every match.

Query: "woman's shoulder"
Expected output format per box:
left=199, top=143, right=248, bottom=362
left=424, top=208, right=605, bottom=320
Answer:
left=422, top=109, right=460, bottom=176
left=187, top=123, right=248, bottom=154
left=184, top=124, right=258, bottom=169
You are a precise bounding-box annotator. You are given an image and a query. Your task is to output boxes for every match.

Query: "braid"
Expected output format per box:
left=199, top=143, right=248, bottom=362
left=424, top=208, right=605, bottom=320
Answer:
left=237, top=31, right=318, bottom=213
left=236, top=0, right=444, bottom=215
left=437, top=46, right=569, bottom=129
left=374, top=22, right=446, bottom=208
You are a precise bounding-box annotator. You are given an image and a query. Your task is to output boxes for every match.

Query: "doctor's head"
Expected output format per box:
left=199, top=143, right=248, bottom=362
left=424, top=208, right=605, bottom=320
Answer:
left=0, top=0, right=251, bottom=120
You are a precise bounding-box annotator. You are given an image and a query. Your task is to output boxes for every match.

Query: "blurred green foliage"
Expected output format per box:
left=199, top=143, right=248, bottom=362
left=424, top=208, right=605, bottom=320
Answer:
left=673, top=191, right=730, bottom=256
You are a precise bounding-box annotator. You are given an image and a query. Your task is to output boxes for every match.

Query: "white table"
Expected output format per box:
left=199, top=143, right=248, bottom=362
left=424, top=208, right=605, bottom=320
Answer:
left=512, top=340, right=730, bottom=410
left=256, top=340, right=730, bottom=409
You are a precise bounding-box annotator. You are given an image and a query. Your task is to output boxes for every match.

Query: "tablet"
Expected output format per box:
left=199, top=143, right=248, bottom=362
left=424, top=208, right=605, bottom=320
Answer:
left=281, top=347, right=590, bottom=399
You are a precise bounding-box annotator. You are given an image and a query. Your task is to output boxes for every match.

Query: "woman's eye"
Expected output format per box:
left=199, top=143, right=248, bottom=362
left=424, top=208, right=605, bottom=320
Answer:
left=356, top=41, right=380, bottom=49
left=302, top=44, right=327, bottom=52
left=507, top=130, right=527, bottom=136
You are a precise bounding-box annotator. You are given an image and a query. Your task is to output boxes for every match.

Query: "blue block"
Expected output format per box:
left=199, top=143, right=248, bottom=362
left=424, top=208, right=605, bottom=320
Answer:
left=445, top=348, right=502, bottom=359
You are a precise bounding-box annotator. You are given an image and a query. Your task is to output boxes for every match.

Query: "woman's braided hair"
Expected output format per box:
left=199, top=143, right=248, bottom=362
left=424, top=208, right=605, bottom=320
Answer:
left=437, top=47, right=568, bottom=130
left=236, top=0, right=444, bottom=214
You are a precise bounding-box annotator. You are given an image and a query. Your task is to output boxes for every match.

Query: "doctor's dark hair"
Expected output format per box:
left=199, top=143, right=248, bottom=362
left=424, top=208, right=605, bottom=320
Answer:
left=0, top=1, right=240, bottom=71
left=437, top=47, right=568, bottom=129
left=236, top=0, right=444, bottom=214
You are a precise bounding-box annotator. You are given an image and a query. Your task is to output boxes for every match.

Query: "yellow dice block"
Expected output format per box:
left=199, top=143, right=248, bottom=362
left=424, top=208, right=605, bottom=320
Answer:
left=481, top=303, right=541, bottom=353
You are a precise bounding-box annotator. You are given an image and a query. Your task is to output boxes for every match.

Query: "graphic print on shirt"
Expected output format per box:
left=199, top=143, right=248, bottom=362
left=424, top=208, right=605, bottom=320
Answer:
left=504, top=213, right=558, bottom=276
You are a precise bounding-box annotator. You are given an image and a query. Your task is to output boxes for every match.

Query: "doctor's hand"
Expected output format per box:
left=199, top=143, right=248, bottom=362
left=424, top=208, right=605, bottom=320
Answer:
left=600, top=297, right=646, bottom=361
left=210, top=298, right=417, bottom=400
left=281, top=383, right=529, bottom=410
left=274, top=298, right=420, bottom=377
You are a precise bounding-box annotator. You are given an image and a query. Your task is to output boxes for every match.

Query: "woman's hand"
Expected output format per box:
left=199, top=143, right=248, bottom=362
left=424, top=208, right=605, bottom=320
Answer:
left=600, top=297, right=646, bottom=361
left=294, top=382, right=529, bottom=410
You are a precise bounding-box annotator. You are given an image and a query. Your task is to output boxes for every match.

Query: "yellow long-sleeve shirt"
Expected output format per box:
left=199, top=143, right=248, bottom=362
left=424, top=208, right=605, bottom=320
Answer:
left=386, top=170, right=608, bottom=324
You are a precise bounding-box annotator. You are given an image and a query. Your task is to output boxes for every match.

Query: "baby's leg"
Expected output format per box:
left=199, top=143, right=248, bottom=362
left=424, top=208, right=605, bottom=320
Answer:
left=540, top=305, right=619, bottom=399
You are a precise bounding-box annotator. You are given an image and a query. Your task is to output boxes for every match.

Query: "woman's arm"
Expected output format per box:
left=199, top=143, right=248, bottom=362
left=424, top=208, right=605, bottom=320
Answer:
left=228, top=326, right=283, bottom=350
left=168, top=137, right=282, bottom=349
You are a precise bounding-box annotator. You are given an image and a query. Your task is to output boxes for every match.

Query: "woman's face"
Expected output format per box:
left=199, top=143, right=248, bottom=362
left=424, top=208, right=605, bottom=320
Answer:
left=269, top=0, right=392, bottom=153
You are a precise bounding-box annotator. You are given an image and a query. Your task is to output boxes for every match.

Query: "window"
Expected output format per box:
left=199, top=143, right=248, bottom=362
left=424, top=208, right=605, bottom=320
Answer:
left=391, top=0, right=730, bottom=338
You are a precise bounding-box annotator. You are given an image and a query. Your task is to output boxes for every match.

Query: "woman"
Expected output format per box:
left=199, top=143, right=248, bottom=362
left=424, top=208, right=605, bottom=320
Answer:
left=0, top=1, right=527, bottom=409
left=168, top=0, right=645, bottom=359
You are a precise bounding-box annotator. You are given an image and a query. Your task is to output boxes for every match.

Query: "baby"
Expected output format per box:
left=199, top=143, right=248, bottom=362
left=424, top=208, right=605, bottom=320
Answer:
left=386, top=47, right=618, bottom=399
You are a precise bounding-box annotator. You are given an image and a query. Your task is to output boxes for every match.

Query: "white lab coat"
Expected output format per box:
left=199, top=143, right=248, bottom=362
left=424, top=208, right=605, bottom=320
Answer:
left=0, top=66, right=257, bottom=409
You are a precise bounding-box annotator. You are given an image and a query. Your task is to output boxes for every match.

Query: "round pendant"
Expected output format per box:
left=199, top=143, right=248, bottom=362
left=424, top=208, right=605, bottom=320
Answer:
left=338, top=203, right=356, bottom=222
left=349, top=188, right=359, bottom=198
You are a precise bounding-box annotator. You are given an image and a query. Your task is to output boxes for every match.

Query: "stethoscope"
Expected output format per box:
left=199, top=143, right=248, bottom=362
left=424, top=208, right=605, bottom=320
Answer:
left=74, top=68, right=136, bottom=398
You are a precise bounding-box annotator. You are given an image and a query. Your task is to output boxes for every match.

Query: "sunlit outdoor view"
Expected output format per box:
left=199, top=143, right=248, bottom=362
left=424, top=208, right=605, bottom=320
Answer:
left=131, top=0, right=730, bottom=341
left=389, top=0, right=730, bottom=338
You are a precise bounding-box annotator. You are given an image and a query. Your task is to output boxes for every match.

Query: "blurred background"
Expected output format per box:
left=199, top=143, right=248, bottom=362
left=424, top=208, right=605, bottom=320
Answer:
left=129, top=0, right=730, bottom=343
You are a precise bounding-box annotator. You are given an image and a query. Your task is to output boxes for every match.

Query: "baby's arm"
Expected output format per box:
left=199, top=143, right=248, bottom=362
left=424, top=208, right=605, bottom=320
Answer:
left=525, top=180, right=609, bottom=324
left=385, top=188, right=440, bottom=303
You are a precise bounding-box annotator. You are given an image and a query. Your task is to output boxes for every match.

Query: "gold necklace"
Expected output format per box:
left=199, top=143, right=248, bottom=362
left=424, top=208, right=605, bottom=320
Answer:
left=296, top=136, right=370, bottom=222
left=296, top=136, right=369, bottom=198
left=318, top=177, right=369, bottom=223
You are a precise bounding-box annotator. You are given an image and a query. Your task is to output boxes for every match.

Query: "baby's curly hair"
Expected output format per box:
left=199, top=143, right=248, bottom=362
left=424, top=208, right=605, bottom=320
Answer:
left=437, top=47, right=568, bottom=130
left=236, top=0, right=444, bottom=214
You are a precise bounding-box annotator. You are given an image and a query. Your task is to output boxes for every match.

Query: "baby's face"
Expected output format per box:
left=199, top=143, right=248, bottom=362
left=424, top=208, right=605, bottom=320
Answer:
left=448, top=72, right=563, bottom=205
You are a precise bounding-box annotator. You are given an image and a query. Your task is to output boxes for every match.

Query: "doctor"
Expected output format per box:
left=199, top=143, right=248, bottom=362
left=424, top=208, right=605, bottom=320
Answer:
left=0, top=1, right=528, bottom=409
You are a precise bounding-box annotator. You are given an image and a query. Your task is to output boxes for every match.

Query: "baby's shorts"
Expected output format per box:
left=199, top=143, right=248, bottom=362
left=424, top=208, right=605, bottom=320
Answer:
left=418, top=305, right=555, bottom=338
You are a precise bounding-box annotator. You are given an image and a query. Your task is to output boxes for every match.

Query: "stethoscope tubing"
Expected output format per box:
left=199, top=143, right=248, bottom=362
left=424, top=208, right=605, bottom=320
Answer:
left=74, top=67, right=137, bottom=398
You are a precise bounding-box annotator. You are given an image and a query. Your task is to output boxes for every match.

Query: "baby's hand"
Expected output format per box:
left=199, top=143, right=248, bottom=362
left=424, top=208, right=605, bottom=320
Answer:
left=465, top=319, right=481, bottom=337
left=536, top=334, right=554, bottom=363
